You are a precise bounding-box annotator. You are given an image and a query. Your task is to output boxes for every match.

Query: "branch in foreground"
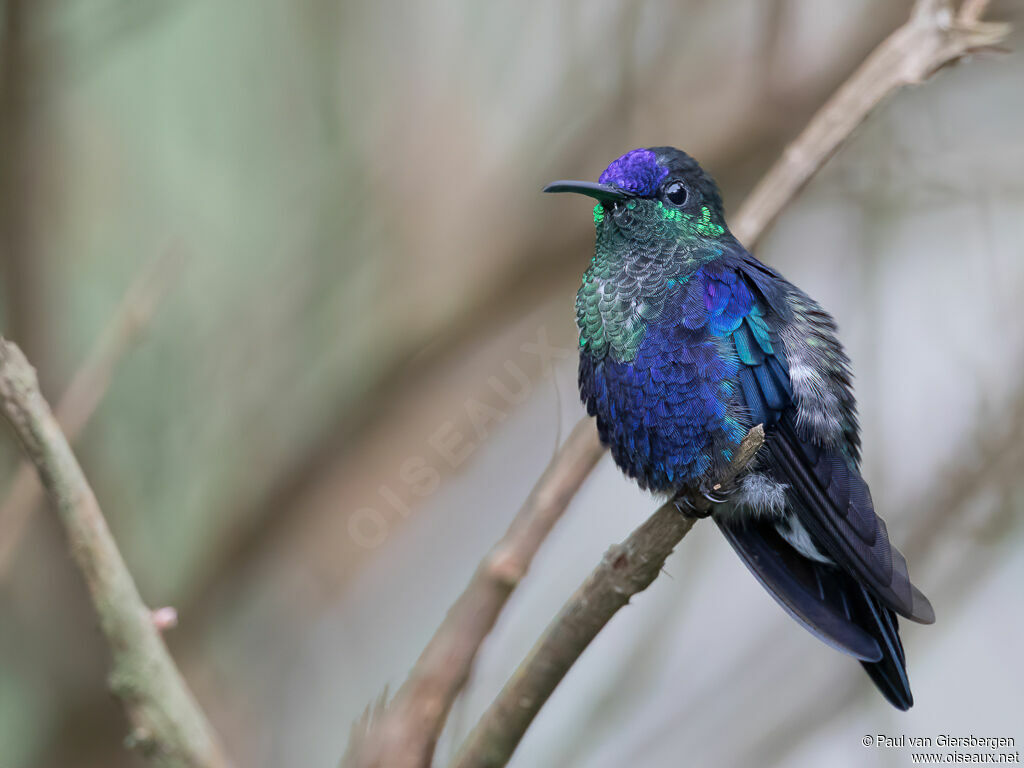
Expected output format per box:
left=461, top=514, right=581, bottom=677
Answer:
left=449, top=426, right=764, bottom=768
left=353, top=1, right=1008, bottom=764
left=0, top=248, right=185, bottom=576
left=0, top=340, right=232, bottom=768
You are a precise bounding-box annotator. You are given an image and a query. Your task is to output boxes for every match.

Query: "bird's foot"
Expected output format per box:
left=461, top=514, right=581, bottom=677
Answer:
left=674, top=494, right=713, bottom=519
left=674, top=481, right=733, bottom=519
left=701, top=489, right=728, bottom=504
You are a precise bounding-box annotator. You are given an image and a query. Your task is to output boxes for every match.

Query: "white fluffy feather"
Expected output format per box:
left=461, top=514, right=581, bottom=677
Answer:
left=715, top=472, right=788, bottom=523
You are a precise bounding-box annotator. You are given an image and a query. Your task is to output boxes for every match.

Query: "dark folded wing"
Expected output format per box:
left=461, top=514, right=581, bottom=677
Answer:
left=718, top=518, right=881, bottom=660
left=714, top=255, right=934, bottom=625
left=767, top=415, right=934, bottom=623
left=720, top=517, right=914, bottom=709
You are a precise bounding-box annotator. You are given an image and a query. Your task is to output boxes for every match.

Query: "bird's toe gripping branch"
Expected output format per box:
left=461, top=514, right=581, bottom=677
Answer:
left=673, top=494, right=709, bottom=519
left=672, top=424, right=766, bottom=520
left=678, top=500, right=714, bottom=520
left=672, top=489, right=723, bottom=519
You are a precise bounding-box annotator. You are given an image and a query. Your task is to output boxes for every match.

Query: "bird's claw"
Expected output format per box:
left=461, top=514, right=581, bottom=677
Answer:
left=674, top=495, right=713, bottom=519
left=673, top=495, right=693, bottom=511
left=673, top=483, right=732, bottom=519
left=702, top=490, right=727, bottom=504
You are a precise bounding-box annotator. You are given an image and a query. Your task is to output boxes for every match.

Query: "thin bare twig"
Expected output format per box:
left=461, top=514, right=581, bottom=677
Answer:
left=0, top=248, right=184, bottom=575
left=449, top=427, right=764, bottom=768
left=0, top=340, right=232, bottom=768
left=353, top=419, right=605, bottom=768
left=732, top=0, right=1008, bottom=248
left=957, top=0, right=992, bottom=25
left=352, top=2, right=1009, bottom=766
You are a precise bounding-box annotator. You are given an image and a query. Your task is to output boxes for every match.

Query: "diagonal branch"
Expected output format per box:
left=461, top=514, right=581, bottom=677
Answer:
left=351, top=2, right=1008, bottom=766
left=0, top=339, right=232, bottom=768
left=449, top=427, right=764, bottom=768
left=732, top=0, right=1008, bottom=247
left=0, top=247, right=185, bottom=576
left=350, top=419, right=605, bottom=768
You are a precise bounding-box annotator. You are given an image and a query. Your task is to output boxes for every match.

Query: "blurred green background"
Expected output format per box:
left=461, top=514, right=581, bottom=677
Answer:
left=1, top=1, right=1022, bottom=766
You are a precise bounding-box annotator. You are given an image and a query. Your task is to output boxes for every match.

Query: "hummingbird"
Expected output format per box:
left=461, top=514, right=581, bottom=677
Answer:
left=545, top=147, right=934, bottom=710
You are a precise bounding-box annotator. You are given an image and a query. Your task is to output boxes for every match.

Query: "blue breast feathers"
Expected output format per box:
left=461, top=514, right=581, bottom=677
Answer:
left=579, top=264, right=778, bottom=491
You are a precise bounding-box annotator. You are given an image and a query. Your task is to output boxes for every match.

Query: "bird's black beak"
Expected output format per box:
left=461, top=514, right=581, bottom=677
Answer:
left=543, top=180, right=630, bottom=203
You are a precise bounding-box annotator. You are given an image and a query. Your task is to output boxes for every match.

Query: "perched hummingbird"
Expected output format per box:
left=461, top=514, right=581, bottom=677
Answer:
left=546, top=147, right=934, bottom=709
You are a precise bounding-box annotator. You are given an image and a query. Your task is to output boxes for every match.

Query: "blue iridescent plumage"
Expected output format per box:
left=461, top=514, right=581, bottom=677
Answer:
left=579, top=268, right=753, bottom=489
left=549, top=146, right=934, bottom=711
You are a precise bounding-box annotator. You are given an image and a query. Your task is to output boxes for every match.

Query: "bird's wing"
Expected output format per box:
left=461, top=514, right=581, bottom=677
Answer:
left=719, top=517, right=914, bottom=709
left=708, top=253, right=934, bottom=625
left=716, top=516, right=882, bottom=660
left=767, top=413, right=934, bottom=624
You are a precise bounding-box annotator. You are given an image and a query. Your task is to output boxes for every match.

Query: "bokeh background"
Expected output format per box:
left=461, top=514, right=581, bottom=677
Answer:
left=1, top=1, right=1023, bottom=766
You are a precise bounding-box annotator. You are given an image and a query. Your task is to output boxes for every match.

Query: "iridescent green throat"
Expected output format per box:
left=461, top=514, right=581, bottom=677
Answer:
left=592, top=201, right=724, bottom=236
left=578, top=200, right=726, bottom=362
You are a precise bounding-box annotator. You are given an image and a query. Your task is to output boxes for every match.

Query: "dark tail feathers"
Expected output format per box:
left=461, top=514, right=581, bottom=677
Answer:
left=856, top=584, right=912, bottom=709
left=718, top=518, right=913, bottom=709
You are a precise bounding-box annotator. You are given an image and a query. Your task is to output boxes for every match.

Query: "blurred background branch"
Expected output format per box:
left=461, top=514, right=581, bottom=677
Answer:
left=733, top=0, right=1010, bottom=246
left=0, top=247, right=185, bottom=575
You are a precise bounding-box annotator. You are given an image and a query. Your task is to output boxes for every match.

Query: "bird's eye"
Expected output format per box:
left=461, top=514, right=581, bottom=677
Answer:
left=662, top=181, right=688, bottom=207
